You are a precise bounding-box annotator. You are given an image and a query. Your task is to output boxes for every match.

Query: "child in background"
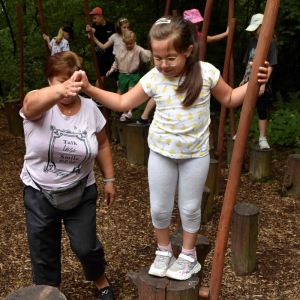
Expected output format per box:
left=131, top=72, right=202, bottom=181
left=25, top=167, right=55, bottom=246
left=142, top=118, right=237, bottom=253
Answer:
left=71, top=16, right=269, bottom=280
left=106, top=30, right=151, bottom=121
left=92, top=17, right=130, bottom=94
left=235, top=13, right=277, bottom=149
left=43, top=26, right=73, bottom=56
left=136, top=8, right=229, bottom=125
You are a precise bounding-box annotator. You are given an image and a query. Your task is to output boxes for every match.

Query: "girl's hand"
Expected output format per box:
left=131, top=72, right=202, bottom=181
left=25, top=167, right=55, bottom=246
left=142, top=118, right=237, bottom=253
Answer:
left=70, top=70, right=90, bottom=92
left=103, top=182, right=115, bottom=209
left=58, top=79, right=82, bottom=98
left=259, top=84, right=266, bottom=97
left=249, top=61, right=270, bottom=85
left=43, top=34, right=49, bottom=42
left=106, top=70, right=111, bottom=77
left=225, top=26, right=229, bottom=35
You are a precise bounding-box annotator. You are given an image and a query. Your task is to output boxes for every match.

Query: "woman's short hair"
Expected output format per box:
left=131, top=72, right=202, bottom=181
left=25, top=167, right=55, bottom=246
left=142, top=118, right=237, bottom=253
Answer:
left=44, top=51, right=83, bottom=81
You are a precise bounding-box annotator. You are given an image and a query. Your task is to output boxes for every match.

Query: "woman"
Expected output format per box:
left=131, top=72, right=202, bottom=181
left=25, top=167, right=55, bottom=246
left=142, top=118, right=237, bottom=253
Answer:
left=20, top=51, right=115, bottom=300
left=43, top=26, right=73, bottom=56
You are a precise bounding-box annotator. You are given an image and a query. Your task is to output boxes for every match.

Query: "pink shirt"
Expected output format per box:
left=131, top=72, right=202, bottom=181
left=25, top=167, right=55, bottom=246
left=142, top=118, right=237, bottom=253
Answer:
left=197, top=31, right=202, bottom=40
left=20, top=96, right=106, bottom=190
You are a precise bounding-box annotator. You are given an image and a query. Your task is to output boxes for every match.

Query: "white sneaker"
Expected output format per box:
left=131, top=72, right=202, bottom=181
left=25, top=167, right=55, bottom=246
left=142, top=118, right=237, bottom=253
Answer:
left=259, top=137, right=270, bottom=149
left=165, top=253, right=201, bottom=280
left=232, top=134, right=236, bottom=140
left=148, top=249, right=176, bottom=277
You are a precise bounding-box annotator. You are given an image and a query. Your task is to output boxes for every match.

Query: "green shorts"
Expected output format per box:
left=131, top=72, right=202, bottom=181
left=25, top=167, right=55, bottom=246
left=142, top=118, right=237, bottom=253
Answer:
left=118, top=71, right=140, bottom=93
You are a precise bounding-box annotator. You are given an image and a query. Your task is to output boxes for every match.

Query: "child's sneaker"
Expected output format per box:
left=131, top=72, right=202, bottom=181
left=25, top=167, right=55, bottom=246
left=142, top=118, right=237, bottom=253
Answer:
left=148, top=248, right=176, bottom=277
left=124, top=112, right=133, bottom=120
left=165, top=253, right=201, bottom=280
left=136, top=117, right=150, bottom=125
left=259, top=137, right=270, bottom=149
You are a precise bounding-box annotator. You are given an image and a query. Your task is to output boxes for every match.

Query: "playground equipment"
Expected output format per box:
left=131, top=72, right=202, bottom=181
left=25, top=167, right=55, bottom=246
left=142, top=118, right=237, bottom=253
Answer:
left=4, top=285, right=66, bottom=300
left=227, top=137, right=235, bottom=166
left=282, top=154, right=300, bottom=198
left=249, top=146, right=273, bottom=181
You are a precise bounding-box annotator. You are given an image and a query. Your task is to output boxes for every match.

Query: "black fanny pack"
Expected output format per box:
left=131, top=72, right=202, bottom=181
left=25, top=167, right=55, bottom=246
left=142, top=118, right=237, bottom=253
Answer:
left=27, top=169, right=88, bottom=210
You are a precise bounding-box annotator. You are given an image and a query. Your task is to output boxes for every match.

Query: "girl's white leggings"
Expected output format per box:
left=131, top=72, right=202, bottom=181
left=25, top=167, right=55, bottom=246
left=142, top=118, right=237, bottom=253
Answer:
left=148, top=150, right=210, bottom=233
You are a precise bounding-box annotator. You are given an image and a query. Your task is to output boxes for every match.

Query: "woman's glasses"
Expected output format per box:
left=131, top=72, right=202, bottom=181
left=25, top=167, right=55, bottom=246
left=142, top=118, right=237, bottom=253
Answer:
left=150, top=56, right=180, bottom=67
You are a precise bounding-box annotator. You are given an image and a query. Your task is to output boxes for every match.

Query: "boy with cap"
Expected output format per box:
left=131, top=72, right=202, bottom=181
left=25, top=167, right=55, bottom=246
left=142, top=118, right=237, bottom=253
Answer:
left=237, top=13, right=277, bottom=149
left=86, top=7, right=115, bottom=89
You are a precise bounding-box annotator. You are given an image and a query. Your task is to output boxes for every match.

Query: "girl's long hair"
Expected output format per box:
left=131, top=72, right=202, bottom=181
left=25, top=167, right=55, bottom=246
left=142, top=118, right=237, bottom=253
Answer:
left=149, top=15, right=202, bottom=107
left=56, top=27, right=64, bottom=45
left=115, top=17, right=130, bottom=35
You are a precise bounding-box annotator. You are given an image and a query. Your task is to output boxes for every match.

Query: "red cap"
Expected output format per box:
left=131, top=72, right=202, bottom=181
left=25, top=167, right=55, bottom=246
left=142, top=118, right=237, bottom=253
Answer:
left=90, top=7, right=102, bottom=15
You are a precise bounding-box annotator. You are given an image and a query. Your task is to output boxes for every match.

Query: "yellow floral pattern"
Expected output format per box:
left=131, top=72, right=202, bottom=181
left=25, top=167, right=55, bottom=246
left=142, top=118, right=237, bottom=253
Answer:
left=140, top=62, right=220, bottom=159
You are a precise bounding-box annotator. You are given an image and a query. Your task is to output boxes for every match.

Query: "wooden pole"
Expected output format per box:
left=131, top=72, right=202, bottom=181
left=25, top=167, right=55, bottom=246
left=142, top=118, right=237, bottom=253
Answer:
left=83, top=0, right=111, bottom=139
left=199, top=0, right=214, bottom=61
left=17, top=4, right=24, bottom=106
left=228, top=0, right=236, bottom=137
left=164, top=0, right=171, bottom=16
left=214, top=18, right=236, bottom=196
left=209, top=1, right=281, bottom=298
left=37, top=0, right=50, bottom=57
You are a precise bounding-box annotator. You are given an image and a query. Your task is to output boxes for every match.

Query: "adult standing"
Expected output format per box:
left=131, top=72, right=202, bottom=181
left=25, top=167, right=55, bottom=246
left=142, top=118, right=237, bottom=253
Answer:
left=86, top=7, right=115, bottom=89
left=43, top=26, right=73, bottom=56
left=20, top=51, right=115, bottom=300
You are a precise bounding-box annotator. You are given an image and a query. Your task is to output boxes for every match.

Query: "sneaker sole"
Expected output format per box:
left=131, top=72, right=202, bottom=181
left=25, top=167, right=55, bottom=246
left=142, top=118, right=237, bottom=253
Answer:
left=165, top=262, right=201, bottom=280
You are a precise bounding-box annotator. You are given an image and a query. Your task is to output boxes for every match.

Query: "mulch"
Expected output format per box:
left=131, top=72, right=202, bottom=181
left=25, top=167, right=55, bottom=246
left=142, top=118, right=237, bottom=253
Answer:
left=0, top=109, right=299, bottom=300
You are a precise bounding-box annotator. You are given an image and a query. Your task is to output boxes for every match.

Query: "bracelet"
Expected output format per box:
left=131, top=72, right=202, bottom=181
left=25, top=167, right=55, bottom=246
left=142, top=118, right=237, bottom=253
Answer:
left=103, top=178, right=115, bottom=183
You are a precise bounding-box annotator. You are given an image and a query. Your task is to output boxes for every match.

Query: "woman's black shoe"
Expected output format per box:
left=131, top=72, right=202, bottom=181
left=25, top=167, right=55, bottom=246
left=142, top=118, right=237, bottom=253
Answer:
left=98, top=276, right=114, bottom=300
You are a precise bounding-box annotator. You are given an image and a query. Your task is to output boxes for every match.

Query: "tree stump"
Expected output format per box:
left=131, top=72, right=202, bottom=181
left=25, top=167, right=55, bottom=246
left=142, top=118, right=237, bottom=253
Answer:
left=209, top=112, right=218, bottom=150
left=202, top=159, right=218, bottom=224
left=127, top=267, right=199, bottom=299
left=170, top=233, right=211, bottom=285
left=249, top=146, right=272, bottom=181
left=282, top=154, right=300, bottom=198
left=4, top=99, right=24, bottom=137
left=111, top=116, right=120, bottom=142
left=209, top=145, right=216, bottom=159
left=118, top=119, right=133, bottom=147
left=231, top=203, right=259, bottom=276
left=227, top=137, right=235, bottom=166
left=126, top=123, right=150, bottom=165
left=4, top=285, right=66, bottom=300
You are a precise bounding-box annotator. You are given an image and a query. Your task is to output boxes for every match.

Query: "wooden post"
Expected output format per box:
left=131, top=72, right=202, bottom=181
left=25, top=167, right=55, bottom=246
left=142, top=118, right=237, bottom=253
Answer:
left=37, top=0, right=50, bottom=57
left=209, top=1, right=281, bottom=298
left=202, top=159, right=218, bottom=224
left=126, top=124, right=150, bottom=165
left=227, top=137, right=235, bottom=166
left=111, top=116, right=120, bottom=142
left=231, top=203, right=259, bottom=276
left=83, top=0, right=111, bottom=140
left=215, top=18, right=236, bottom=196
left=282, top=154, right=300, bottom=198
left=171, top=233, right=211, bottom=286
left=164, top=0, right=171, bottom=15
left=199, top=0, right=214, bottom=61
left=4, top=99, right=24, bottom=137
left=4, top=285, right=66, bottom=300
left=249, top=146, right=272, bottom=181
left=209, top=112, right=218, bottom=151
left=17, top=4, right=24, bottom=106
left=228, top=0, right=236, bottom=138
left=172, top=10, right=177, bottom=16
left=127, top=267, right=199, bottom=299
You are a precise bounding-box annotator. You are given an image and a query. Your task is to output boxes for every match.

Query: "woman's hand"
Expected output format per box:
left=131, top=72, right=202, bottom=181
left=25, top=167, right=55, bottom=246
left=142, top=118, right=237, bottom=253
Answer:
left=70, top=70, right=90, bottom=92
left=103, top=182, right=116, bottom=209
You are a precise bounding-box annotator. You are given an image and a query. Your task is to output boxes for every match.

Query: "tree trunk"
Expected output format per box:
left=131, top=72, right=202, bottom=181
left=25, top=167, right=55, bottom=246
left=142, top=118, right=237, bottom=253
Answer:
left=202, top=159, right=218, bottom=224
left=4, top=285, right=66, bottom=300
left=170, top=233, right=211, bottom=285
left=127, top=267, right=199, bottom=299
left=282, top=154, right=300, bottom=198
left=249, top=146, right=272, bottom=181
left=111, top=116, right=120, bottom=142
left=227, top=137, right=235, bottom=166
left=126, top=124, right=150, bottom=165
left=4, top=99, right=24, bottom=137
left=231, top=203, right=259, bottom=276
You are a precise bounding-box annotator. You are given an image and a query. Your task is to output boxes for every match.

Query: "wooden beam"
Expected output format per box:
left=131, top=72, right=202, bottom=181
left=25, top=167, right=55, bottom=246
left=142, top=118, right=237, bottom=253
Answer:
left=37, top=0, right=50, bottom=57
left=17, top=4, right=24, bottom=106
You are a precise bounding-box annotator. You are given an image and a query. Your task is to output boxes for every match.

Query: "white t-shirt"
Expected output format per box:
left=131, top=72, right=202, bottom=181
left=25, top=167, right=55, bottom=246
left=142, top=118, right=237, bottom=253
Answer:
left=50, top=38, right=70, bottom=56
left=140, top=62, right=220, bottom=159
left=20, top=96, right=106, bottom=190
left=108, top=33, right=124, bottom=56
